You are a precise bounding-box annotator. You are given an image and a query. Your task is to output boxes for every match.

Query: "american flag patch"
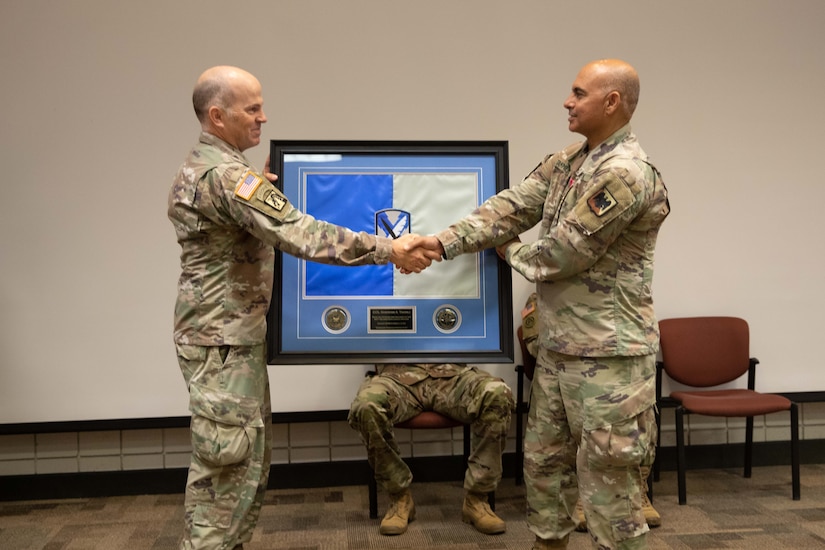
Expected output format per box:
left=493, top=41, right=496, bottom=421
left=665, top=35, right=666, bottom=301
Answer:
left=234, top=171, right=263, bottom=200
left=521, top=300, right=536, bottom=319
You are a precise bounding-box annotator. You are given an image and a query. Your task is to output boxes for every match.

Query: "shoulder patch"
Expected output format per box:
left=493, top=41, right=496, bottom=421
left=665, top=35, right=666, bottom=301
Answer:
left=587, top=187, right=618, bottom=217
left=574, top=174, right=635, bottom=235
left=260, top=187, right=287, bottom=212
left=521, top=296, right=536, bottom=322
left=231, top=170, right=292, bottom=222
left=234, top=170, right=264, bottom=200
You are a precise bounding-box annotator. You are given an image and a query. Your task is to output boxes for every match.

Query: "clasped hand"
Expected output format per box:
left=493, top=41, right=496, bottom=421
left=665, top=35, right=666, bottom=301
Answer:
left=266, top=155, right=443, bottom=275
left=390, top=234, right=444, bottom=274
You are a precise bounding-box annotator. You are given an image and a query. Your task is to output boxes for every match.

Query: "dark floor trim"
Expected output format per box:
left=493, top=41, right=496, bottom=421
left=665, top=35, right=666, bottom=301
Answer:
left=0, top=410, right=351, bottom=435
left=654, top=439, right=824, bottom=471
left=2, top=441, right=824, bottom=502
left=777, top=391, right=825, bottom=403
left=0, top=455, right=474, bottom=502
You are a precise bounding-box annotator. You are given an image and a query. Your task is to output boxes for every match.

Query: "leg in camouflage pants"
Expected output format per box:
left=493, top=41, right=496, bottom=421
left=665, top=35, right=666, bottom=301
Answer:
left=175, top=344, right=272, bottom=550
left=525, top=349, right=656, bottom=550
left=348, top=367, right=513, bottom=495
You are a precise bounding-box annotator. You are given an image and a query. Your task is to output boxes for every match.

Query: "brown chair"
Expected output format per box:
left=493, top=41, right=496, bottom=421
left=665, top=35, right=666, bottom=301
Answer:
left=366, top=411, right=496, bottom=519
left=656, top=316, right=800, bottom=505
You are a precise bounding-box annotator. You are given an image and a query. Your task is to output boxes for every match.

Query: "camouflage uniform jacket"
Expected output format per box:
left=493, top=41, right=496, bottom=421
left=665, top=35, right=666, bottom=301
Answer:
left=169, top=132, right=393, bottom=346
left=437, top=124, right=670, bottom=357
left=375, top=363, right=470, bottom=385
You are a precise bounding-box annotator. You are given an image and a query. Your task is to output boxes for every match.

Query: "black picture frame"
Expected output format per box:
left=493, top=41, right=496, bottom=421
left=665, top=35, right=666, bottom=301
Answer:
left=266, top=140, right=513, bottom=365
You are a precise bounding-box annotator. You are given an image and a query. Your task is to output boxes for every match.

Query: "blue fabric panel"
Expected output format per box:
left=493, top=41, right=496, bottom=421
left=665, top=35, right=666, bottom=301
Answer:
left=305, top=173, right=393, bottom=296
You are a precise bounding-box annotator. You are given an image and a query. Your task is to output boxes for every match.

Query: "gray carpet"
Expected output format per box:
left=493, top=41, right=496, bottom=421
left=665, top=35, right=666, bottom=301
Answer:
left=1, top=464, right=825, bottom=549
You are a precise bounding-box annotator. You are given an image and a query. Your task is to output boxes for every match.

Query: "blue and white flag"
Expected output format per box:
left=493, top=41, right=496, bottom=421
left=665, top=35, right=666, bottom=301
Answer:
left=304, top=172, right=481, bottom=298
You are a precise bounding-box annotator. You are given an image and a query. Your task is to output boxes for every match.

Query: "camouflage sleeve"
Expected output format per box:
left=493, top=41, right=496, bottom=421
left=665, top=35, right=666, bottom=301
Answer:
left=521, top=292, right=539, bottom=357
left=435, top=171, right=548, bottom=260
left=503, top=159, right=652, bottom=282
left=218, top=165, right=392, bottom=265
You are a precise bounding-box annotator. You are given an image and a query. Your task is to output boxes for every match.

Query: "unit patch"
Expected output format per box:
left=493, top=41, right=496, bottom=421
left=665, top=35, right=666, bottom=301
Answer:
left=587, top=187, right=617, bottom=217
left=231, top=169, right=291, bottom=221
left=263, top=189, right=287, bottom=211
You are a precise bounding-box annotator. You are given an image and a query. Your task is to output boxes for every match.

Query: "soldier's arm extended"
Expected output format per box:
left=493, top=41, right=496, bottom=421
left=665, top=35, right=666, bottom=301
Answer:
left=499, top=160, right=653, bottom=283
left=222, top=166, right=436, bottom=273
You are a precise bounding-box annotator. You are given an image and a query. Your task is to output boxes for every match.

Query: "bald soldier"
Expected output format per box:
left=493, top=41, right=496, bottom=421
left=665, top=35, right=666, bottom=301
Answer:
left=411, top=59, right=670, bottom=549
left=168, top=66, right=440, bottom=550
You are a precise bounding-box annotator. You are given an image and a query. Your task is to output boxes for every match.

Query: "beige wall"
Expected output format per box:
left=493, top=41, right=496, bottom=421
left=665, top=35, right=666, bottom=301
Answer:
left=1, top=0, right=823, bottom=423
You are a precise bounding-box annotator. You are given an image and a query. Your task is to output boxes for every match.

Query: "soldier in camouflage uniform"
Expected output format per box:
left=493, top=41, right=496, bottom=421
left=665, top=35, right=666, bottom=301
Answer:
left=348, top=363, right=513, bottom=536
left=521, top=293, right=662, bottom=534
left=168, top=66, right=440, bottom=550
left=413, top=59, right=670, bottom=549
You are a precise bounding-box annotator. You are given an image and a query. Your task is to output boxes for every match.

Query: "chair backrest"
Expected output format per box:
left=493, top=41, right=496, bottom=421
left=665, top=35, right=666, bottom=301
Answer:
left=659, top=316, right=751, bottom=388
left=517, top=325, right=536, bottom=381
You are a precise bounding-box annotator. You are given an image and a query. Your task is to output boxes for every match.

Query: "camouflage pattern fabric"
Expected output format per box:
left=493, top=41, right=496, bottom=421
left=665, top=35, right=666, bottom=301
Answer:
left=168, top=132, right=393, bottom=347
left=525, top=349, right=656, bottom=549
left=168, top=132, right=395, bottom=548
left=176, top=343, right=272, bottom=550
left=437, top=124, right=670, bottom=358
left=521, top=292, right=539, bottom=358
left=521, top=291, right=658, bottom=547
left=348, top=364, right=514, bottom=494
left=436, top=125, right=668, bottom=548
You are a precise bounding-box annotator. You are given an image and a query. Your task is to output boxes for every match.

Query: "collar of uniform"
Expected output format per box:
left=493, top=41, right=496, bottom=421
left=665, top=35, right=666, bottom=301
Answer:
left=577, top=123, right=635, bottom=180
left=199, top=131, right=252, bottom=166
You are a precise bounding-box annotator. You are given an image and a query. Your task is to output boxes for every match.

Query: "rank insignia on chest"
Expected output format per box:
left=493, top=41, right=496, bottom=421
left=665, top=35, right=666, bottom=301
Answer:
left=234, top=170, right=263, bottom=200
left=588, top=187, right=617, bottom=217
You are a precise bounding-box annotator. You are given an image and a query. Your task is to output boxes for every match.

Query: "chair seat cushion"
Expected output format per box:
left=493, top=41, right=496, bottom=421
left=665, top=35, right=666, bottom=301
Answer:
left=670, top=389, right=791, bottom=417
left=395, top=411, right=463, bottom=429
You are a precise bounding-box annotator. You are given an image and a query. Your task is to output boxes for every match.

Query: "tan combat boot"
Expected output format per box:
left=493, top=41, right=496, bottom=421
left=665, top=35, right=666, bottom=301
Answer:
left=532, top=534, right=569, bottom=549
left=379, top=488, right=415, bottom=535
left=640, top=466, right=662, bottom=527
left=574, top=498, right=587, bottom=532
left=462, top=492, right=506, bottom=534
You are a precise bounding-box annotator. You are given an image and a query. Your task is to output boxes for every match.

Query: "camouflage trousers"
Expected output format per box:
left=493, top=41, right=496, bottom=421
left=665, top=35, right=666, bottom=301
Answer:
left=525, top=349, right=657, bottom=550
left=175, top=343, right=272, bottom=550
left=348, top=367, right=513, bottom=495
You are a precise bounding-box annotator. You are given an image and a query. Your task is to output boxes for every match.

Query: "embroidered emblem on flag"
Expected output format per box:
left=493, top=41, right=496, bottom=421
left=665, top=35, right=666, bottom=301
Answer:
left=588, top=187, right=617, bottom=217
left=375, top=209, right=411, bottom=239
left=234, top=171, right=263, bottom=200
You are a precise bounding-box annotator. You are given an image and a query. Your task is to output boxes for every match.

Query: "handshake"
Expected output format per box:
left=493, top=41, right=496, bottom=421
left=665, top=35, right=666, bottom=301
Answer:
left=388, top=233, right=521, bottom=274
left=389, top=234, right=444, bottom=274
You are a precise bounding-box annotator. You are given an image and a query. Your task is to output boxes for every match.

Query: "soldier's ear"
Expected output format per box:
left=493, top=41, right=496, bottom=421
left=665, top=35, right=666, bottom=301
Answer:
left=208, top=105, right=226, bottom=128
left=604, top=91, right=620, bottom=116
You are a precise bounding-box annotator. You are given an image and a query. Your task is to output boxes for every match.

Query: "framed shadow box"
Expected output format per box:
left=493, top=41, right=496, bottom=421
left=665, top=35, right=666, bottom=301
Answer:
left=267, top=140, right=513, bottom=365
